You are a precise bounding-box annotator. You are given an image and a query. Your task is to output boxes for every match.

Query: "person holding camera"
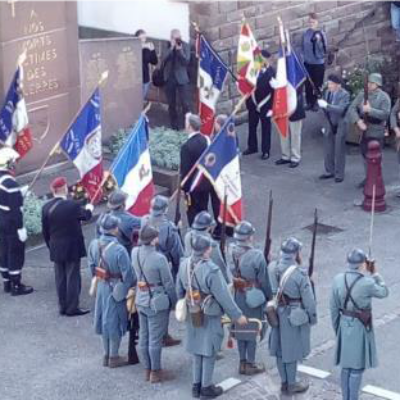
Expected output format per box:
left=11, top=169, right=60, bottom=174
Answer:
left=330, top=249, right=389, bottom=400
left=161, top=29, right=191, bottom=130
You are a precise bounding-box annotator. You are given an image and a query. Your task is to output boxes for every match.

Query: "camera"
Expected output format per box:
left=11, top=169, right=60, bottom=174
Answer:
left=175, top=38, right=182, bottom=46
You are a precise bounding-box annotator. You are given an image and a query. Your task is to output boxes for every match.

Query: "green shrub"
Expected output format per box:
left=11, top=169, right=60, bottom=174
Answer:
left=23, top=192, right=45, bottom=236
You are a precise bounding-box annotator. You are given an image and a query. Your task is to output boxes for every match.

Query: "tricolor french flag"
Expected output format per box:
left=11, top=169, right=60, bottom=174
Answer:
left=60, top=89, right=104, bottom=202
left=111, top=115, right=154, bottom=216
left=197, top=34, right=229, bottom=136
left=0, top=66, right=33, bottom=158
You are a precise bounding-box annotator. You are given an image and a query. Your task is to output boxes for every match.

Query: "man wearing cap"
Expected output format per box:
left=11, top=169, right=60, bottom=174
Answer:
left=330, top=249, right=389, bottom=400
left=268, top=237, right=317, bottom=394
left=132, top=223, right=177, bottom=383
left=41, top=177, right=93, bottom=316
left=180, top=113, right=212, bottom=226
left=243, top=50, right=275, bottom=160
left=96, top=189, right=141, bottom=253
left=230, top=221, right=272, bottom=376
left=318, top=74, right=351, bottom=183
left=0, top=147, right=33, bottom=296
left=88, top=214, right=136, bottom=368
left=347, top=73, right=391, bottom=188
left=177, top=234, right=247, bottom=399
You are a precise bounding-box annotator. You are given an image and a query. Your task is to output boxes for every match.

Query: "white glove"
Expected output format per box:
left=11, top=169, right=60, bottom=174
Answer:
left=269, top=77, right=279, bottom=89
left=317, top=99, right=328, bottom=109
left=20, top=185, right=30, bottom=197
left=17, top=228, right=28, bottom=243
left=85, top=203, right=94, bottom=213
left=266, top=110, right=273, bottom=117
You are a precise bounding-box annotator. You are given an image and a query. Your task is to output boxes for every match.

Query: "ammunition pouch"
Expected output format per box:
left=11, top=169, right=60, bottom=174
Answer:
left=341, top=309, right=372, bottom=329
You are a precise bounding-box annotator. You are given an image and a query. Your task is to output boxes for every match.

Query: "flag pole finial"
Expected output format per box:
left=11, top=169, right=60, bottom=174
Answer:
left=191, top=21, right=200, bottom=33
left=99, top=70, right=109, bottom=86
left=17, top=48, right=27, bottom=67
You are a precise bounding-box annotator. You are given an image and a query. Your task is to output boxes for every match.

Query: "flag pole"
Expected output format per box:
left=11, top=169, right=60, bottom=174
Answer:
left=27, top=70, right=109, bottom=193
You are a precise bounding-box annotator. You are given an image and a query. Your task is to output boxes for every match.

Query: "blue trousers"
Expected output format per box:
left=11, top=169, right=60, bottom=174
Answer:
left=102, top=335, right=121, bottom=357
left=138, top=309, right=169, bottom=371
left=193, top=355, right=216, bottom=388
left=341, top=368, right=364, bottom=400
left=238, top=340, right=257, bottom=363
left=276, top=357, right=297, bottom=385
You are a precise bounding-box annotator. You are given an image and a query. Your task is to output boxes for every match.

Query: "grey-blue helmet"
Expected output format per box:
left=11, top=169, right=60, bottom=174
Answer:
left=139, top=224, right=159, bottom=245
left=347, top=249, right=367, bottom=267
left=192, top=211, right=216, bottom=231
left=281, top=237, right=303, bottom=254
left=234, top=221, right=255, bottom=241
left=107, top=190, right=128, bottom=210
left=100, top=214, right=119, bottom=233
left=191, top=234, right=212, bottom=256
left=151, top=195, right=169, bottom=217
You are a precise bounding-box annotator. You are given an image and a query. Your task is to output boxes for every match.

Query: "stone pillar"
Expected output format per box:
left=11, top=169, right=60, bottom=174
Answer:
left=363, top=140, right=386, bottom=212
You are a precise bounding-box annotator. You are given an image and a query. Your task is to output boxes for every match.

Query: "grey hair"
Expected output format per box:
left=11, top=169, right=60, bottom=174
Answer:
left=215, top=114, right=228, bottom=128
left=186, top=113, right=202, bottom=131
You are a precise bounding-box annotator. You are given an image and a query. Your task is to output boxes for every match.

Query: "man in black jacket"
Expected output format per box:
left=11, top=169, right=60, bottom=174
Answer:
left=243, top=50, right=275, bottom=160
left=41, top=177, right=93, bottom=316
left=180, top=113, right=211, bottom=226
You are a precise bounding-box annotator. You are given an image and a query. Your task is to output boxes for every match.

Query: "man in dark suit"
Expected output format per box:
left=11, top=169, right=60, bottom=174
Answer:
left=180, top=113, right=211, bottom=226
left=162, top=29, right=191, bottom=130
left=41, top=177, right=93, bottom=316
left=243, top=50, right=275, bottom=160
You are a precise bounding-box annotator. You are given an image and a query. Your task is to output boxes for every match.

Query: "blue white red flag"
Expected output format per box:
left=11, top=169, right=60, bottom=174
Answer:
left=191, top=116, right=242, bottom=226
left=60, top=89, right=103, bottom=202
left=197, top=34, right=229, bottom=136
left=111, top=115, right=154, bottom=216
left=0, top=66, right=33, bottom=158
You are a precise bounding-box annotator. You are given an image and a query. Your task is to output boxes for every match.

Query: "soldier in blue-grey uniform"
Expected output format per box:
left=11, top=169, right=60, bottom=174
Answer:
left=330, top=249, right=389, bottom=400
left=177, top=234, right=247, bottom=399
left=132, top=223, right=177, bottom=384
left=230, top=221, right=272, bottom=376
left=268, top=237, right=317, bottom=394
left=87, top=214, right=136, bottom=368
left=184, top=211, right=230, bottom=283
left=96, top=190, right=141, bottom=253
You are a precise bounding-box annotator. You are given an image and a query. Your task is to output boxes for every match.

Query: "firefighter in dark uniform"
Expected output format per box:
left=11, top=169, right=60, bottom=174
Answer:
left=41, top=177, right=93, bottom=316
left=0, top=148, right=33, bottom=295
left=243, top=50, right=275, bottom=160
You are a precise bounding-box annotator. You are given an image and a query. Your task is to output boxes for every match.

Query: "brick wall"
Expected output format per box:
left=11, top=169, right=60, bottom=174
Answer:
left=189, top=1, right=399, bottom=119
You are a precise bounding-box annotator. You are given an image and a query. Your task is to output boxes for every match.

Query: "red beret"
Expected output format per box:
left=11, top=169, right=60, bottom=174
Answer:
left=50, top=177, right=67, bottom=190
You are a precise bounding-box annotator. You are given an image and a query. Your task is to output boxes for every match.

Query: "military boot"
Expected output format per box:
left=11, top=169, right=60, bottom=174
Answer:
left=3, top=281, right=11, bottom=293
left=11, top=282, right=33, bottom=296
left=108, top=356, right=129, bottom=368
left=245, top=362, right=265, bottom=376
left=150, top=370, right=162, bottom=384
left=287, top=381, right=309, bottom=394
left=145, top=369, right=151, bottom=382
left=239, top=361, right=247, bottom=375
left=200, top=385, right=223, bottom=399
left=102, top=355, right=109, bottom=367
left=280, top=383, right=288, bottom=394
left=192, top=383, right=201, bottom=398
left=162, top=333, right=181, bottom=347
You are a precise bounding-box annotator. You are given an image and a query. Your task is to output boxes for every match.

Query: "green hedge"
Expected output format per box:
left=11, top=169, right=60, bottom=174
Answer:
left=23, top=192, right=45, bottom=236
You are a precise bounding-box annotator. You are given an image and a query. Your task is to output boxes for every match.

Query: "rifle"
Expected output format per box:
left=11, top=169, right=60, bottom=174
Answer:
left=366, top=184, right=376, bottom=274
left=174, top=172, right=183, bottom=240
left=309, top=209, right=318, bottom=294
left=219, top=191, right=228, bottom=263
left=263, top=190, right=273, bottom=263
left=128, top=312, right=140, bottom=365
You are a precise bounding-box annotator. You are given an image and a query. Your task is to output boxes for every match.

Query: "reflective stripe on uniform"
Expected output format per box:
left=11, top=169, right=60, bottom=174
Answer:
left=8, top=270, right=21, bottom=275
left=0, top=267, right=9, bottom=272
left=0, top=174, right=21, bottom=194
left=0, top=204, right=11, bottom=211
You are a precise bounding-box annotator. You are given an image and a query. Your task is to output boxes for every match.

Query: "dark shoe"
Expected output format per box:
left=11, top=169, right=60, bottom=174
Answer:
left=192, top=383, right=201, bottom=398
left=275, top=159, right=291, bottom=165
left=239, top=361, right=246, bottom=375
left=305, top=104, right=313, bottom=111
left=357, top=179, right=366, bottom=189
left=335, top=178, right=344, bottom=183
left=145, top=369, right=151, bottom=382
left=65, top=308, right=90, bottom=317
left=289, top=162, right=300, bottom=168
left=319, top=173, right=334, bottom=180
left=260, top=152, right=270, bottom=160
left=59, top=309, right=66, bottom=316
left=150, top=370, right=162, bottom=383
left=311, top=104, right=319, bottom=112
left=11, top=283, right=33, bottom=296
left=281, top=383, right=288, bottom=393
left=109, top=356, right=129, bottom=369
left=287, top=381, right=309, bottom=394
left=243, top=148, right=257, bottom=156
left=163, top=333, right=181, bottom=347
left=244, top=362, right=265, bottom=376
left=103, top=355, right=109, bottom=367
left=200, top=385, right=223, bottom=399
left=3, top=281, right=11, bottom=293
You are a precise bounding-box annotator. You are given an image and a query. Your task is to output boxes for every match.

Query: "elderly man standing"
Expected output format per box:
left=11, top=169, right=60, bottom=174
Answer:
left=88, top=214, right=136, bottom=368
left=268, top=238, right=317, bottom=395
left=162, top=29, right=191, bottom=130
left=330, top=249, right=389, bottom=400
left=347, top=73, right=391, bottom=188
left=41, top=177, right=93, bottom=316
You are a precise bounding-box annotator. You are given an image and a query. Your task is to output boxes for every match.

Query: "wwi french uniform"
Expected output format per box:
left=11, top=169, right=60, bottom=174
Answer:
left=0, top=170, right=25, bottom=285
left=390, top=99, right=400, bottom=163
left=330, top=270, right=389, bottom=400
left=230, top=243, right=272, bottom=364
left=268, top=254, right=317, bottom=386
left=177, top=256, right=242, bottom=388
left=322, top=88, right=351, bottom=180
left=88, top=234, right=136, bottom=357
left=132, top=245, right=177, bottom=371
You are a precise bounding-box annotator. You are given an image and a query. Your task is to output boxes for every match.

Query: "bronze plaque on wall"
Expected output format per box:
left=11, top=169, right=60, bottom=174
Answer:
left=79, top=37, right=143, bottom=141
left=0, top=1, right=80, bottom=173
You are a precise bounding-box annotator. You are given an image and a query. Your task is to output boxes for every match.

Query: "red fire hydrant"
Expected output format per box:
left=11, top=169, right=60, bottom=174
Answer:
left=363, top=140, right=386, bottom=212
